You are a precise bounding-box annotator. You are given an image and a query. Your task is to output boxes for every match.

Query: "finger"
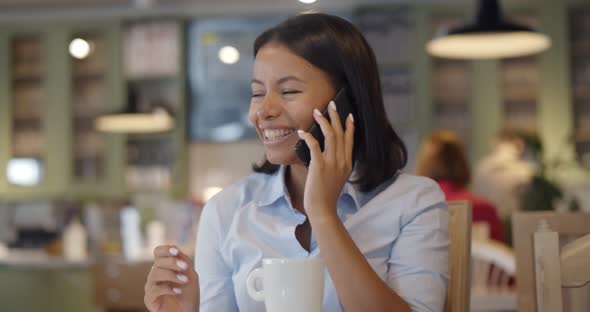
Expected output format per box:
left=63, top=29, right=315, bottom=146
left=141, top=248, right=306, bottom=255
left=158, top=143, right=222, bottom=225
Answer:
left=312, top=108, right=336, bottom=160
left=154, top=245, right=182, bottom=258
left=344, top=114, right=355, bottom=167
left=149, top=267, right=192, bottom=286
left=153, top=256, right=191, bottom=273
left=327, top=101, right=344, bottom=154
left=153, top=245, right=193, bottom=270
left=145, top=283, right=182, bottom=309
left=297, top=130, right=322, bottom=166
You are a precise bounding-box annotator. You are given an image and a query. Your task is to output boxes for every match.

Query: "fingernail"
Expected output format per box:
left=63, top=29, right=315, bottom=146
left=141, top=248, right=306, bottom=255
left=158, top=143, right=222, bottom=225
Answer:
left=349, top=113, right=354, bottom=122
left=176, top=274, right=188, bottom=283
left=329, top=101, right=336, bottom=111
left=176, top=260, right=188, bottom=270
left=173, top=287, right=182, bottom=294
left=169, top=247, right=178, bottom=256
left=297, top=129, right=304, bottom=137
left=313, top=109, right=321, bottom=117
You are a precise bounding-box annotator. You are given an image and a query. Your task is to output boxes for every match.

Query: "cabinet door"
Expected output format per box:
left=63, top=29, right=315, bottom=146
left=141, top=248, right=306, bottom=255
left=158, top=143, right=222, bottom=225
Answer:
left=123, top=20, right=187, bottom=197
left=67, top=24, right=125, bottom=197
left=570, top=9, right=590, bottom=167
left=0, top=30, right=55, bottom=199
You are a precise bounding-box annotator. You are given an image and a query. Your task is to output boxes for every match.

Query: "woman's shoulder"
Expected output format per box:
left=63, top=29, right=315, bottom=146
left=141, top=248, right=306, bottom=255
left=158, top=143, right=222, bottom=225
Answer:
left=369, top=173, right=447, bottom=222
left=385, top=173, right=445, bottom=203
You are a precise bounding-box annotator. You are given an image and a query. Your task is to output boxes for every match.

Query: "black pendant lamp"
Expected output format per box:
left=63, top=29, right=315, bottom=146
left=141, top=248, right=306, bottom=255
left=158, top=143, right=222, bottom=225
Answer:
left=427, top=0, right=551, bottom=59
left=95, top=85, right=174, bottom=134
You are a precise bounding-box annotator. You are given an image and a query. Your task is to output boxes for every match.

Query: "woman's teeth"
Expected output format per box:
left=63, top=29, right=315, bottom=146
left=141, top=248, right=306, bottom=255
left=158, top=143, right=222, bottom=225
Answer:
left=264, top=129, right=295, bottom=140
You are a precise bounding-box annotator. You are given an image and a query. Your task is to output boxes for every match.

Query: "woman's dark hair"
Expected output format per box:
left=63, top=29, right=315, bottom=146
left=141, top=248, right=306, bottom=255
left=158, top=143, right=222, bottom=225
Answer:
left=416, top=130, right=470, bottom=187
left=251, top=13, right=407, bottom=192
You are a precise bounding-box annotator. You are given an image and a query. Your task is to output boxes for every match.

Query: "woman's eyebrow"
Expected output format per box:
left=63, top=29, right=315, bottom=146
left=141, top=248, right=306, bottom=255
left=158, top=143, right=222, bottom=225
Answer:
left=277, top=75, right=305, bottom=85
left=250, top=76, right=306, bottom=85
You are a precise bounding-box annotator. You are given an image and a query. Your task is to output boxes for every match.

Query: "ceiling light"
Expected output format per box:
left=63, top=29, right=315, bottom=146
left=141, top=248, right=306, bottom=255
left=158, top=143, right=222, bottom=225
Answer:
left=427, top=0, right=551, bottom=59
left=298, top=0, right=317, bottom=3
left=218, top=46, right=240, bottom=65
left=69, top=38, right=91, bottom=59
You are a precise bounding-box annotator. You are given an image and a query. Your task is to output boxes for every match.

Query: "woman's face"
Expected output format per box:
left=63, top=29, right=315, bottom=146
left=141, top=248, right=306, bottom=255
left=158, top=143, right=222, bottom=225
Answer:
left=249, top=43, right=336, bottom=165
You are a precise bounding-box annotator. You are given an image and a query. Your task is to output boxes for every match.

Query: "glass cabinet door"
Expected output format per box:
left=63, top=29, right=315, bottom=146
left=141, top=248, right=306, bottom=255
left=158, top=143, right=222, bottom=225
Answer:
left=7, top=35, right=45, bottom=187
left=570, top=9, right=590, bottom=167
left=123, top=21, right=182, bottom=193
left=69, top=33, right=108, bottom=183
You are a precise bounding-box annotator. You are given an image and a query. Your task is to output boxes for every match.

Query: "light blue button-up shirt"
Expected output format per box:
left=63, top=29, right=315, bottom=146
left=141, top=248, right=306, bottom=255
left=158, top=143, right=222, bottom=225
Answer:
left=195, top=165, right=449, bottom=312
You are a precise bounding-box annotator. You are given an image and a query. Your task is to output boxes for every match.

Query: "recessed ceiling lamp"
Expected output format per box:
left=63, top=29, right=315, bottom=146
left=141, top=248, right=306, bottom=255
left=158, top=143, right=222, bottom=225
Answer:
left=95, top=86, right=174, bottom=134
left=69, top=38, right=91, bottom=59
left=298, top=0, right=317, bottom=3
left=427, top=0, right=551, bottom=59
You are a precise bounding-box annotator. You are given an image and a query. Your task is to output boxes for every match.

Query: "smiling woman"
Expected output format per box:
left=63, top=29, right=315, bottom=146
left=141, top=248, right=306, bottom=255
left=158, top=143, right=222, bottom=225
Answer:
left=145, top=13, right=449, bottom=312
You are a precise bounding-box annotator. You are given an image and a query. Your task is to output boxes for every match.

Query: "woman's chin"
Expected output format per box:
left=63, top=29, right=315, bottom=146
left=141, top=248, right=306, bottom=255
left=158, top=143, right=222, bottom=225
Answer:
left=265, top=152, right=300, bottom=166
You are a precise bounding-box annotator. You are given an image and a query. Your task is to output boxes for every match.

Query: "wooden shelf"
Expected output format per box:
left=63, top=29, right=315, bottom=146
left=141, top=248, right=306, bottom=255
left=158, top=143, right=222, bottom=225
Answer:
left=126, top=74, right=178, bottom=83
left=12, top=76, right=42, bottom=84
left=73, top=72, right=104, bottom=81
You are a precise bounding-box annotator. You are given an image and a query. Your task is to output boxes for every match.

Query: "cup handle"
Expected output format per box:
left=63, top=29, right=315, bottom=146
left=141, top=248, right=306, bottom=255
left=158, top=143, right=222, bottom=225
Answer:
left=246, top=268, right=265, bottom=302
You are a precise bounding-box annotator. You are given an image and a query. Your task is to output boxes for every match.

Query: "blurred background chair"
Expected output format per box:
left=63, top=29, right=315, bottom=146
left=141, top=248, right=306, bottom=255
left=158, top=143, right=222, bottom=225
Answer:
left=470, top=232, right=517, bottom=312
left=534, top=221, right=590, bottom=312
left=513, top=212, right=590, bottom=312
left=446, top=201, right=472, bottom=312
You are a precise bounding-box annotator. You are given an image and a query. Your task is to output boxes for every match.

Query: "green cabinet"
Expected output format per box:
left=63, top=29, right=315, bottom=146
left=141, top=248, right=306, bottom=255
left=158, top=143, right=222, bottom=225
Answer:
left=0, top=25, right=70, bottom=199
left=0, top=265, right=103, bottom=312
left=0, top=19, right=188, bottom=200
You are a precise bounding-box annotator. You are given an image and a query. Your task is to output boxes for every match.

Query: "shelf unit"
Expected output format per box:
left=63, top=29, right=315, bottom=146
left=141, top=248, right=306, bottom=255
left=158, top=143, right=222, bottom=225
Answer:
left=122, top=20, right=187, bottom=195
left=70, top=32, right=108, bottom=183
left=570, top=9, right=590, bottom=167
left=430, top=16, right=471, bottom=146
left=501, top=56, right=539, bottom=132
left=9, top=35, right=46, bottom=186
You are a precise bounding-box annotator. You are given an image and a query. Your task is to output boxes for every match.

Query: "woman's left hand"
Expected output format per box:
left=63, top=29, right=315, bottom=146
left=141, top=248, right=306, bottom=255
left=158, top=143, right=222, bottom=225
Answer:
left=297, top=101, right=355, bottom=222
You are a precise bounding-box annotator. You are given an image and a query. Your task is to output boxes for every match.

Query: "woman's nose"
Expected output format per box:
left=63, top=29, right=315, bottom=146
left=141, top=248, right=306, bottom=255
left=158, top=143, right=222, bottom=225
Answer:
left=256, top=95, right=280, bottom=119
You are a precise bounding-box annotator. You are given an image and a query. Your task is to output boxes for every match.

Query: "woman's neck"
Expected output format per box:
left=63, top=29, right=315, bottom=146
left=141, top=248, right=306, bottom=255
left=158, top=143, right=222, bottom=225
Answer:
left=285, top=164, right=308, bottom=214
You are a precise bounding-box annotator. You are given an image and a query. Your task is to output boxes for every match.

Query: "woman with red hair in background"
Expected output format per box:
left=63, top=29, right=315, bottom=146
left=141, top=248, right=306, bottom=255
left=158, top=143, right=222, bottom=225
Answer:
left=417, top=130, right=504, bottom=242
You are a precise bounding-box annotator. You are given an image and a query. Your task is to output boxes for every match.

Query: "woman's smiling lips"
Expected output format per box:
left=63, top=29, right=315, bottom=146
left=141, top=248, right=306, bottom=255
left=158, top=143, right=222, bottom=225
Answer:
left=259, top=127, right=298, bottom=145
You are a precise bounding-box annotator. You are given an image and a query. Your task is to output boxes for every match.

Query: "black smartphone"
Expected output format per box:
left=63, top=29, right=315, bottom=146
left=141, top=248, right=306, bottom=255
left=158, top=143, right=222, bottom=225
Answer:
left=294, top=87, right=354, bottom=167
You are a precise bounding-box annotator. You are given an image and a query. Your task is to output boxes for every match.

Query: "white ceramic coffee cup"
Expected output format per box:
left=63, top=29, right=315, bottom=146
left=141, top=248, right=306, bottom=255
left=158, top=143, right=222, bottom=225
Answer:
left=246, top=258, right=325, bottom=312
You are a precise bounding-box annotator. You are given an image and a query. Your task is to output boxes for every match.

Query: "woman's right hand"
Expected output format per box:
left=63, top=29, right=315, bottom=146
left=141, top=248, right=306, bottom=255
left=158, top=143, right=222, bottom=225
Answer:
left=144, top=245, right=199, bottom=312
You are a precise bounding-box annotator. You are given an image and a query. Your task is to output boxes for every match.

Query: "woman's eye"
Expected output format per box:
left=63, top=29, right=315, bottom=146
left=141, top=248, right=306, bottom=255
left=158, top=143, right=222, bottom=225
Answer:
left=282, top=90, right=300, bottom=95
left=251, top=92, right=264, bottom=98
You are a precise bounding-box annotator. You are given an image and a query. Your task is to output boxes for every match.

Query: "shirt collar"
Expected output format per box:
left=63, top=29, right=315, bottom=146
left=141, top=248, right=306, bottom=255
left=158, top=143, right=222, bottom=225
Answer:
left=257, top=165, right=362, bottom=210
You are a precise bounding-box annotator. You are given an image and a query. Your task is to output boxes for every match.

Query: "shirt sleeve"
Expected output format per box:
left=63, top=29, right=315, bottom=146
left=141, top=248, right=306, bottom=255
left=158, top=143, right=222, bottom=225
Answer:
left=194, top=198, right=238, bottom=312
left=386, top=184, right=450, bottom=312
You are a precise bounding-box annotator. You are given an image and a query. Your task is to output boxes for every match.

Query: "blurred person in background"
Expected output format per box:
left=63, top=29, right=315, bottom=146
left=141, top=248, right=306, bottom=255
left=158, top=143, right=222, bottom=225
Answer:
left=471, top=129, right=537, bottom=220
left=417, top=130, right=504, bottom=242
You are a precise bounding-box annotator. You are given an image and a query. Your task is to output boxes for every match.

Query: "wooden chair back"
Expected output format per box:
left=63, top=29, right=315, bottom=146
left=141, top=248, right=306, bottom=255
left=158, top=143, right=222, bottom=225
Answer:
left=446, top=201, right=472, bottom=312
left=534, top=220, right=590, bottom=312
left=513, top=212, right=590, bottom=312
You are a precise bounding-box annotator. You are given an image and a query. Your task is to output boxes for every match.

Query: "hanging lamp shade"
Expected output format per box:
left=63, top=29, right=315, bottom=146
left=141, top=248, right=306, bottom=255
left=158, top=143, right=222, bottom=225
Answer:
left=95, top=85, right=174, bottom=133
left=427, top=0, right=551, bottom=59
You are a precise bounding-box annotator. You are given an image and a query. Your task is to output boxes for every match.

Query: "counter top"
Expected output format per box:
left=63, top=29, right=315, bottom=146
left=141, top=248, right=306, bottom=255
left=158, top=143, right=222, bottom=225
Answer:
left=0, top=249, right=92, bottom=269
